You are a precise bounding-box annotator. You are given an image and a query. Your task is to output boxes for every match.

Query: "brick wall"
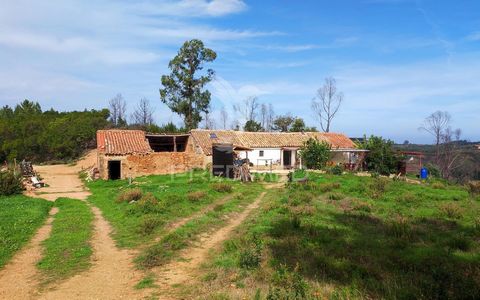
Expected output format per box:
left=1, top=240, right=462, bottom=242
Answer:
left=98, top=136, right=210, bottom=179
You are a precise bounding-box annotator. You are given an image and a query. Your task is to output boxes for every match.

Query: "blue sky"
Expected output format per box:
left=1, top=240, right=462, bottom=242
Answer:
left=1, top=0, right=479, bottom=143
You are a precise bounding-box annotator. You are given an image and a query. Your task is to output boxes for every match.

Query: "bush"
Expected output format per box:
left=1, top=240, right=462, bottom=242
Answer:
left=138, top=216, right=161, bottom=236
left=326, top=192, right=345, bottom=200
left=327, top=165, right=344, bottom=175
left=357, top=135, right=399, bottom=175
left=425, top=163, right=441, bottom=178
left=369, top=177, right=390, bottom=199
left=136, top=193, right=159, bottom=214
left=116, top=188, right=143, bottom=203
left=187, top=191, right=206, bottom=201
left=299, top=138, right=331, bottom=170
left=268, top=264, right=309, bottom=299
left=396, top=192, right=417, bottom=203
left=431, top=182, right=446, bottom=190
left=447, top=235, right=471, bottom=251
left=0, top=170, right=23, bottom=196
left=319, top=182, right=341, bottom=193
left=387, top=215, right=413, bottom=239
left=211, top=183, right=233, bottom=193
left=468, top=181, right=480, bottom=196
left=439, top=203, right=463, bottom=219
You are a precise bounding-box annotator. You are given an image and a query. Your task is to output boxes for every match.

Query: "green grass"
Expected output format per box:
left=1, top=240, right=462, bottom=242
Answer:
left=86, top=170, right=262, bottom=248
left=37, top=198, right=93, bottom=283
left=135, top=273, right=158, bottom=289
left=199, top=172, right=480, bottom=299
left=136, top=185, right=263, bottom=269
left=0, top=195, right=52, bottom=268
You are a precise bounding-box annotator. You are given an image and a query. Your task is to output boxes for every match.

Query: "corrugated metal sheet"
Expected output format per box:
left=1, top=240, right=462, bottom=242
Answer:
left=97, top=130, right=152, bottom=155
left=190, top=130, right=356, bottom=155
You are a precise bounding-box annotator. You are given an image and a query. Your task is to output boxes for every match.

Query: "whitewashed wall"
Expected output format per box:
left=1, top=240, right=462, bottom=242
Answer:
left=239, top=148, right=282, bottom=166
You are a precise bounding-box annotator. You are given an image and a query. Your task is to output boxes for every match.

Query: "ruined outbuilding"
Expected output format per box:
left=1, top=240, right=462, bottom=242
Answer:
left=96, top=130, right=206, bottom=180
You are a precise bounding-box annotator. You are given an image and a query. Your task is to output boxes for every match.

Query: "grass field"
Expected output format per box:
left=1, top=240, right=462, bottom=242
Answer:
left=86, top=170, right=264, bottom=249
left=0, top=195, right=52, bottom=268
left=37, top=198, right=93, bottom=283
left=196, top=172, right=480, bottom=299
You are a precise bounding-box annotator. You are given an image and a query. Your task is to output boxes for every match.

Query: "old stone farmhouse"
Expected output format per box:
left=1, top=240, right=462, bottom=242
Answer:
left=96, top=129, right=361, bottom=179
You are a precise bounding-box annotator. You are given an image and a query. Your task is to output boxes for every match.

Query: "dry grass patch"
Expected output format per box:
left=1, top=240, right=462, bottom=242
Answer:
left=187, top=191, right=207, bottom=202
left=211, top=183, right=233, bottom=193
left=116, top=188, right=143, bottom=203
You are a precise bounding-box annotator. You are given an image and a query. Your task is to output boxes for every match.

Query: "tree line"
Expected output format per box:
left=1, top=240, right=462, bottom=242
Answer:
left=0, top=100, right=110, bottom=162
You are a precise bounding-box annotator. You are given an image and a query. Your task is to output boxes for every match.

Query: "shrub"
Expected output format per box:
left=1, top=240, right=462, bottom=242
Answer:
left=387, top=215, right=413, bottom=239
left=353, top=201, right=372, bottom=213
left=299, top=138, right=331, bottom=170
left=268, top=264, right=309, bottom=299
left=439, top=203, right=463, bottom=219
left=319, top=182, right=341, bottom=193
left=327, top=192, right=345, bottom=200
left=396, top=192, right=417, bottom=203
left=0, top=170, right=23, bottom=196
left=357, top=135, right=399, bottom=175
left=369, top=177, right=390, bottom=199
left=211, top=183, right=233, bottom=193
left=327, top=165, right=344, bottom=175
left=138, top=216, right=161, bottom=236
left=187, top=191, right=206, bottom=201
left=136, top=193, right=159, bottom=214
left=431, top=182, right=446, bottom=189
left=239, top=236, right=263, bottom=269
left=468, top=181, right=480, bottom=196
left=447, top=235, right=471, bottom=251
left=425, top=163, right=441, bottom=178
left=116, top=188, right=143, bottom=203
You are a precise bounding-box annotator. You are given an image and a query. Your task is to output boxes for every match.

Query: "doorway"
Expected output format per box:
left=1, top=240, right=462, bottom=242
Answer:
left=283, top=150, right=292, bottom=168
left=108, top=160, right=121, bottom=180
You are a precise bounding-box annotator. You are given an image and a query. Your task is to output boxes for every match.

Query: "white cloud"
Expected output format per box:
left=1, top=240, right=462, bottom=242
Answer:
left=466, top=32, right=480, bottom=41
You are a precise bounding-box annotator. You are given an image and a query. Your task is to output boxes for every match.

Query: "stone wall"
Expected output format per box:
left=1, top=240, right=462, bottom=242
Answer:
left=98, top=136, right=210, bottom=180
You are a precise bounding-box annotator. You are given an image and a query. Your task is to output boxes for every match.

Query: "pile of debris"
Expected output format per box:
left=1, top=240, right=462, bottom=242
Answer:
left=20, top=160, right=44, bottom=189
left=234, top=158, right=252, bottom=182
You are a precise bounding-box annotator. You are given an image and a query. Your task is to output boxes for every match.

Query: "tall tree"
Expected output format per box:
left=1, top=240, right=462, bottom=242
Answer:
left=290, top=118, right=306, bottom=132
left=266, top=103, right=275, bottom=132
left=108, top=94, right=127, bottom=127
left=203, top=109, right=215, bottom=129
left=273, top=115, right=294, bottom=132
left=160, top=39, right=217, bottom=130
left=244, top=120, right=263, bottom=132
left=438, top=127, right=464, bottom=180
left=420, top=111, right=451, bottom=164
left=233, top=96, right=259, bottom=124
left=131, top=97, right=154, bottom=127
left=260, top=103, right=268, bottom=130
left=311, top=77, right=344, bottom=132
left=220, top=106, right=228, bottom=129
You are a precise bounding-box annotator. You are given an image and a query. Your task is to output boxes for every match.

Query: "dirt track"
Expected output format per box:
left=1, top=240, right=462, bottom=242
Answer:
left=26, top=150, right=97, bottom=201
left=2, top=151, right=271, bottom=299
left=1, top=150, right=148, bottom=299
left=0, top=207, right=58, bottom=299
left=154, top=192, right=267, bottom=299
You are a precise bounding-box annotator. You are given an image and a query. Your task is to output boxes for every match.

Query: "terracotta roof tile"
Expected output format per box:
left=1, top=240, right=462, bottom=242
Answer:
left=97, top=130, right=152, bottom=155
left=190, top=130, right=356, bottom=155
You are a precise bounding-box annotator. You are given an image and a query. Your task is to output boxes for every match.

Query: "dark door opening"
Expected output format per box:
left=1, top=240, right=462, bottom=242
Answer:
left=283, top=150, right=292, bottom=168
left=108, top=160, right=121, bottom=180
left=212, top=144, right=234, bottom=178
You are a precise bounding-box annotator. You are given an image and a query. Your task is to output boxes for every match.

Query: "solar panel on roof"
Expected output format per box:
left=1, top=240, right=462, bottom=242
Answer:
left=210, top=133, right=217, bottom=139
